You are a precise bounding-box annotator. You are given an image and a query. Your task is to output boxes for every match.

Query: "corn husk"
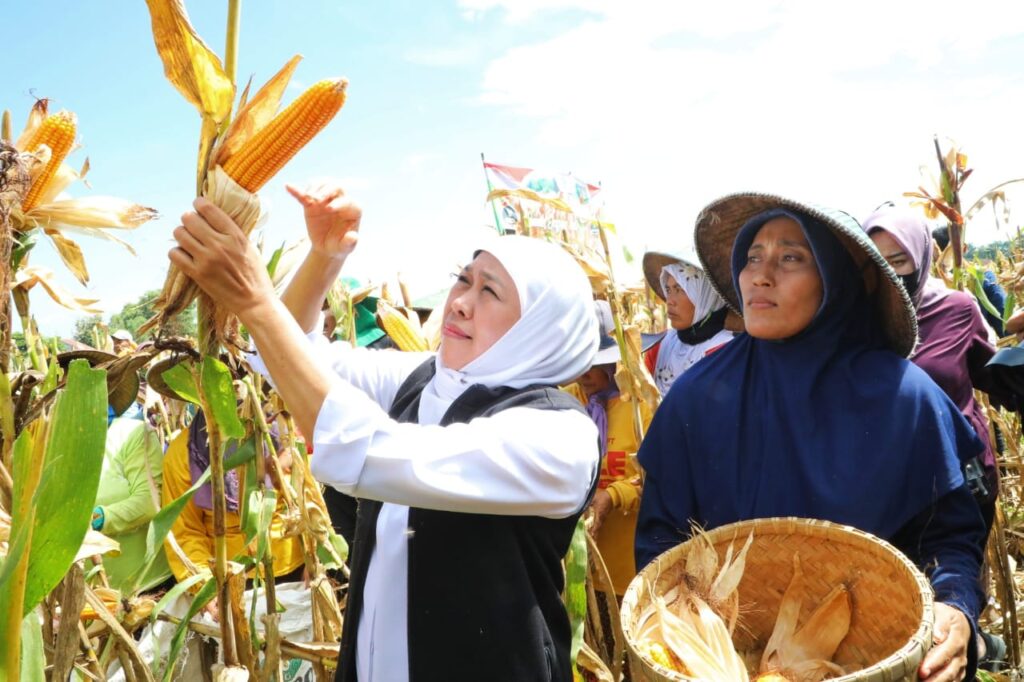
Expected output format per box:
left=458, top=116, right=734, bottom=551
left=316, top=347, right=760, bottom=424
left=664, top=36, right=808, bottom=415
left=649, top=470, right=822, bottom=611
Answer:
left=634, top=530, right=755, bottom=679
left=143, top=165, right=261, bottom=347
left=759, top=554, right=851, bottom=682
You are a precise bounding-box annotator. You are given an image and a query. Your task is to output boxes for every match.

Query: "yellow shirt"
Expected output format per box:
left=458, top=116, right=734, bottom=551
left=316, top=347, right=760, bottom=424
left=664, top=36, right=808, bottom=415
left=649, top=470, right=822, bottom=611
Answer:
left=566, top=384, right=653, bottom=596
left=161, top=430, right=305, bottom=584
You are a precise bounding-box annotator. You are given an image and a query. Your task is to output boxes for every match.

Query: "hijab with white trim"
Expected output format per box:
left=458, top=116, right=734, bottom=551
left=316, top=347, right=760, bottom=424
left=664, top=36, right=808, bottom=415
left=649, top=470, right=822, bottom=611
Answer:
left=653, top=261, right=732, bottom=395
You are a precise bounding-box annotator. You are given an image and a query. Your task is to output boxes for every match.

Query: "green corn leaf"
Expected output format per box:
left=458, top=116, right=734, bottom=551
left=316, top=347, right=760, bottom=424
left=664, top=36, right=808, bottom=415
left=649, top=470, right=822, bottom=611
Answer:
left=150, top=572, right=210, bottom=624
left=39, top=358, right=60, bottom=395
left=1003, top=290, right=1016, bottom=325
left=161, top=363, right=200, bottom=405
left=0, top=361, right=105, bottom=680
left=130, top=437, right=255, bottom=591
left=621, top=244, right=634, bottom=264
left=968, top=267, right=1003, bottom=321
left=266, top=241, right=286, bottom=279
left=20, top=612, right=45, bottom=682
left=162, top=579, right=218, bottom=682
left=564, top=517, right=588, bottom=682
left=200, top=357, right=244, bottom=439
left=18, top=360, right=106, bottom=613
left=254, top=491, right=277, bottom=563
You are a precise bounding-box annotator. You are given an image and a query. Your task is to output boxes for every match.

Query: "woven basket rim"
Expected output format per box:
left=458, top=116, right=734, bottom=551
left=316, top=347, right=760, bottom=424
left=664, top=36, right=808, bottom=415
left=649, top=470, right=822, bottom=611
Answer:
left=621, top=517, right=934, bottom=682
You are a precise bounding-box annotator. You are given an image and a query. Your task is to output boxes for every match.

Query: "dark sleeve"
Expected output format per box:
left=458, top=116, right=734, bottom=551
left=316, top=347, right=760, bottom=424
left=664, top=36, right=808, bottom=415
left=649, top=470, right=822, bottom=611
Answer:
left=962, top=294, right=1015, bottom=409
left=889, top=484, right=984, bottom=680
left=634, top=396, right=694, bottom=570
left=981, top=270, right=1006, bottom=337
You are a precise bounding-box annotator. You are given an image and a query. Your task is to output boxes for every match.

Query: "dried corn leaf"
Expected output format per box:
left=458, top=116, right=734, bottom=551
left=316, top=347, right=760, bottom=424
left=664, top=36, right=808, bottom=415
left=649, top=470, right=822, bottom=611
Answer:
left=144, top=0, right=234, bottom=188
left=709, top=531, right=754, bottom=605
left=145, top=0, right=233, bottom=122
left=215, top=54, right=303, bottom=167
left=28, top=196, right=157, bottom=229
left=13, top=265, right=102, bottom=313
left=13, top=99, right=48, bottom=151
left=45, top=229, right=89, bottom=285
left=760, top=554, right=851, bottom=682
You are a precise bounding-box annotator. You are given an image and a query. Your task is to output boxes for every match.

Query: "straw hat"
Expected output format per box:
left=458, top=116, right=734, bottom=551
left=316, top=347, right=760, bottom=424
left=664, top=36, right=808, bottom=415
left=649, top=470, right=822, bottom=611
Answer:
left=641, top=250, right=745, bottom=334
left=56, top=349, right=149, bottom=416
left=642, top=251, right=695, bottom=301
left=693, top=192, right=918, bottom=357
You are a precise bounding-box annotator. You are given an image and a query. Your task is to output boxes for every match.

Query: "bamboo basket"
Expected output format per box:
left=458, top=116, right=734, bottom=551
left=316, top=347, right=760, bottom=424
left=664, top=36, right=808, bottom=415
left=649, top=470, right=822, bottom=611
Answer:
left=620, top=517, right=934, bottom=682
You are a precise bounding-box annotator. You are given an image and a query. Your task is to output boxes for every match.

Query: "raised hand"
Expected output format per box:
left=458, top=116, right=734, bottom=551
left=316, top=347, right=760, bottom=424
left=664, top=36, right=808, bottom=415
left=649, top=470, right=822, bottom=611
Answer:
left=286, top=181, right=361, bottom=260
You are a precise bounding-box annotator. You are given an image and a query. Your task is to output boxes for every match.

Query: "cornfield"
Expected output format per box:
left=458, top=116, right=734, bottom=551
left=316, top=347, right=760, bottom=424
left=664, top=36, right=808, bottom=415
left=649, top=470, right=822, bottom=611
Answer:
left=3, top=3, right=1024, bottom=682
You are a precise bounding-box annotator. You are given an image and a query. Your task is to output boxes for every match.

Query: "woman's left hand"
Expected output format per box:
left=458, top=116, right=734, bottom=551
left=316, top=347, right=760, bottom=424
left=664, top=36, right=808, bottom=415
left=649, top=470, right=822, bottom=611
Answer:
left=918, top=602, right=970, bottom=681
left=587, top=489, right=613, bottom=538
left=169, top=197, right=276, bottom=325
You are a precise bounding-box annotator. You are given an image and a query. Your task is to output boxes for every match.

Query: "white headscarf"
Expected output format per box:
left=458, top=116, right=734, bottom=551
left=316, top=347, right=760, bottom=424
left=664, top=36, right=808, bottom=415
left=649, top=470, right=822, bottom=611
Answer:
left=659, top=261, right=726, bottom=322
left=654, top=261, right=732, bottom=395
left=418, top=235, right=599, bottom=425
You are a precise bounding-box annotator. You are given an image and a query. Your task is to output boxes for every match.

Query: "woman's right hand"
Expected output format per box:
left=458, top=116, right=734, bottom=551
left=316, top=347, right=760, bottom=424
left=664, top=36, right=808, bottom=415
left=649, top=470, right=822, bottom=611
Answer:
left=286, top=181, right=361, bottom=260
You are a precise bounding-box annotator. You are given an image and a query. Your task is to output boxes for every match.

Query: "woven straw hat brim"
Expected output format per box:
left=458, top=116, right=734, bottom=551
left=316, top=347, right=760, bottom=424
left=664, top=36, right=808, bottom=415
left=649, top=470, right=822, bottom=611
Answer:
left=642, top=251, right=705, bottom=302
left=693, top=192, right=918, bottom=357
left=57, top=350, right=144, bottom=416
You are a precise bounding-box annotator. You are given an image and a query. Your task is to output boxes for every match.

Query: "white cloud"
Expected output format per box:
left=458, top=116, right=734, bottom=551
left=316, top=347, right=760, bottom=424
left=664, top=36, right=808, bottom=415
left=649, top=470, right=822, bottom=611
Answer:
left=471, top=0, right=1024, bottom=251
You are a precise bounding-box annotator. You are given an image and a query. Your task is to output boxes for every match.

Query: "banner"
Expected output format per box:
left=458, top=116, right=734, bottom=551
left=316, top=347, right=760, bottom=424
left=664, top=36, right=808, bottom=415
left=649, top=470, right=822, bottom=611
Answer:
left=482, top=160, right=604, bottom=241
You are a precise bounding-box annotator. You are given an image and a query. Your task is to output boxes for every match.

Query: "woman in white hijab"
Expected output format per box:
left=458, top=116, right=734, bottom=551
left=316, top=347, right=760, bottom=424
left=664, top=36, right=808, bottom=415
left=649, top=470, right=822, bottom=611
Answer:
left=169, top=182, right=600, bottom=682
left=642, top=252, right=737, bottom=395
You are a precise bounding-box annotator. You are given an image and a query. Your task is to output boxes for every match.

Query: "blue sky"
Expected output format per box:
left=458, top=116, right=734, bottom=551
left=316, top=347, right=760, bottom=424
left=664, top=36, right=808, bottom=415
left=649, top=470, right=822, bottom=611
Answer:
left=5, top=0, right=1024, bottom=336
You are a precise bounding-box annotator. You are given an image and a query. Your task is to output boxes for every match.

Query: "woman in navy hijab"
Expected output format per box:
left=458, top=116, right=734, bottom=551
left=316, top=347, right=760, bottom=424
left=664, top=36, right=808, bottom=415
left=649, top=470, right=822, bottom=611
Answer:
left=635, top=193, right=985, bottom=682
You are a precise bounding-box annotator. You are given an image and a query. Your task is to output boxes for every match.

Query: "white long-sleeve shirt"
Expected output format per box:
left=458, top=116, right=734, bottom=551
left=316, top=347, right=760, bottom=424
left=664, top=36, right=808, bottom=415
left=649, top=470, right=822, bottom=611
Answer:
left=249, top=331, right=599, bottom=681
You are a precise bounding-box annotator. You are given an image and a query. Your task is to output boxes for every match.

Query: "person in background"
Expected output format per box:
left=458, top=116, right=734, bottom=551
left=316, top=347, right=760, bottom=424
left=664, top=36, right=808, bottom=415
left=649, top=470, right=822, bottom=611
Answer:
left=161, top=411, right=305, bottom=621
left=932, top=223, right=1007, bottom=337
left=866, top=206, right=1014, bottom=539
left=111, top=329, right=137, bottom=355
left=55, top=347, right=167, bottom=591
left=567, top=300, right=653, bottom=598
left=637, top=193, right=987, bottom=682
left=641, top=252, right=736, bottom=395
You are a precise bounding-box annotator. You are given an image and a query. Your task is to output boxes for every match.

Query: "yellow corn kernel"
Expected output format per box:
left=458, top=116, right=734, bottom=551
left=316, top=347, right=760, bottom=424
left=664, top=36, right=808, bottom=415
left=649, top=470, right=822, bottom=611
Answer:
left=639, top=640, right=683, bottom=672
left=22, top=110, right=76, bottom=211
left=377, top=300, right=429, bottom=352
left=222, top=78, right=347, bottom=193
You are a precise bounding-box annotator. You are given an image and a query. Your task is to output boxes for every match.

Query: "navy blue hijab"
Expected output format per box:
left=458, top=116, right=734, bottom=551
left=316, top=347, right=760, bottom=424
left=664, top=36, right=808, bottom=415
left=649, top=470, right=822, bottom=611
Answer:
left=635, top=208, right=981, bottom=568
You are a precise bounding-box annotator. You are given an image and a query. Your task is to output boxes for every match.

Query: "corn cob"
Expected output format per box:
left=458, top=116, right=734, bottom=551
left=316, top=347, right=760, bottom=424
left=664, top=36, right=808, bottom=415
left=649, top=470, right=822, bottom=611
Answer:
left=222, top=78, right=347, bottom=192
left=377, top=300, right=429, bottom=352
left=21, top=110, right=76, bottom=211
left=79, top=586, right=121, bottom=621
left=638, top=640, right=684, bottom=672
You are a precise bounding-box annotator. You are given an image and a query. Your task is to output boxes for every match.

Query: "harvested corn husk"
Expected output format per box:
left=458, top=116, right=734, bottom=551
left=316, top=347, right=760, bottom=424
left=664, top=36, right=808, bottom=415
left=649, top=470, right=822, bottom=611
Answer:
left=634, top=587, right=750, bottom=681
left=759, top=554, right=851, bottom=682
left=633, top=529, right=754, bottom=678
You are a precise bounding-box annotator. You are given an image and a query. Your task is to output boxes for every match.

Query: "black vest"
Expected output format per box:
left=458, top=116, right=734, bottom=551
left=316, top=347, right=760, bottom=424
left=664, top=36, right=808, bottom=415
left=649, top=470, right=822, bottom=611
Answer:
left=335, top=359, right=598, bottom=682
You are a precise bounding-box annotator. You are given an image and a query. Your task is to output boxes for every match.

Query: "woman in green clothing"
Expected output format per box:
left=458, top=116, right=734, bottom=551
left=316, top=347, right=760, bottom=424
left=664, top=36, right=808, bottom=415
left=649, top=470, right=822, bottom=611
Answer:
left=92, top=412, right=172, bottom=591
left=58, top=347, right=172, bottom=593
